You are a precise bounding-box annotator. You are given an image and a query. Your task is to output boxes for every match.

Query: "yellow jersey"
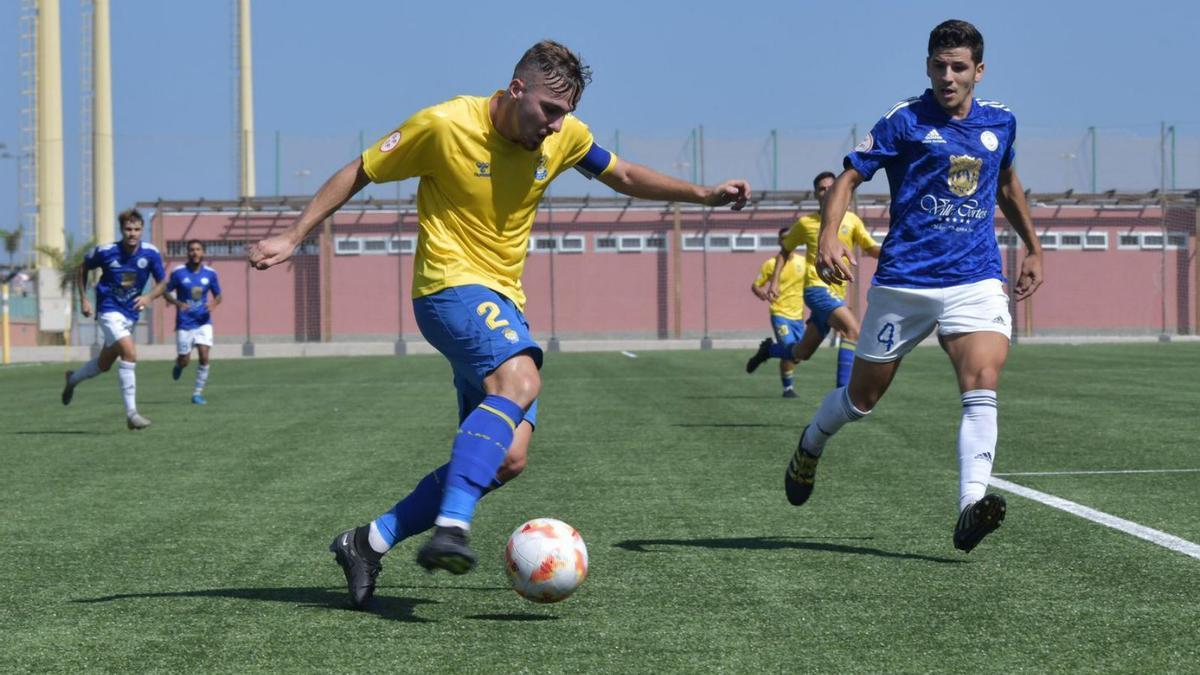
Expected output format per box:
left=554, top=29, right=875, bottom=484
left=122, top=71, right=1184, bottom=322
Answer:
left=782, top=211, right=876, bottom=300
left=754, top=255, right=806, bottom=320
left=361, top=93, right=616, bottom=309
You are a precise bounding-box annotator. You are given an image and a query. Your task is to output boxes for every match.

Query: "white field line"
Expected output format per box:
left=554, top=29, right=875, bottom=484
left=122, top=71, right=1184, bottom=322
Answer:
left=989, top=477, right=1200, bottom=561
left=995, top=469, right=1200, bottom=477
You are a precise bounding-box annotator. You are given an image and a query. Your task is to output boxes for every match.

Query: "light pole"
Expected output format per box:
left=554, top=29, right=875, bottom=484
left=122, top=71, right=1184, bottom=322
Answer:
left=1061, top=152, right=1076, bottom=193
left=295, top=168, right=312, bottom=196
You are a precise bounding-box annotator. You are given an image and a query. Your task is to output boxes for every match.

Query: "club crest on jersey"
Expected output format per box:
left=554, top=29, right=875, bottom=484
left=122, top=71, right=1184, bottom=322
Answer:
left=534, top=155, right=548, bottom=181
left=475, top=161, right=491, bottom=177
left=380, top=131, right=401, bottom=153
left=980, top=130, right=999, bottom=152
left=947, top=155, right=982, bottom=197
left=137, top=257, right=148, bottom=269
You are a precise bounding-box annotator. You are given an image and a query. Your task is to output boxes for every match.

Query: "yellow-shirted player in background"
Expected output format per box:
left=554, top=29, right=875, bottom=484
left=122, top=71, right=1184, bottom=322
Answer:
left=747, top=171, right=879, bottom=387
left=249, top=40, right=750, bottom=609
left=749, top=226, right=808, bottom=397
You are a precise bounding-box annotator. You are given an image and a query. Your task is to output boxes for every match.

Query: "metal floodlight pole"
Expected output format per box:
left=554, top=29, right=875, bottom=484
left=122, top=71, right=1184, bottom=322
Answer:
left=1158, top=122, right=1169, bottom=342
left=394, top=182, right=407, bottom=355
left=546, top=190, right=560, bottom=353
left=699, top=124, right=711, bottom=350
left=1088, top=126, right=1097, bottom=193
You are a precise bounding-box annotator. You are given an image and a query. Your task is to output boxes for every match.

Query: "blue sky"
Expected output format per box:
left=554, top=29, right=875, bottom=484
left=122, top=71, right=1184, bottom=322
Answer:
left=1, top=0, right=1198, bottom=243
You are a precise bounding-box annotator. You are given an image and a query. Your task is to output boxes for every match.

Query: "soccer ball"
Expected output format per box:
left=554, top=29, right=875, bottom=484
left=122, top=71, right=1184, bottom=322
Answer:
left=504, top=518, right=588, bottom=603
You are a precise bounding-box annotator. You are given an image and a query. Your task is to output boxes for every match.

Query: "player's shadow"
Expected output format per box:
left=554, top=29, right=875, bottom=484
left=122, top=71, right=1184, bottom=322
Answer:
left=614, top=536, right=966, bottom=565
left=682, top=395, right=782, bottom=400
left=466, top=613, right=558, bottom=622
left=72, top=586, right=435, bottom=622
left=672, top=423, right=789, bottom=428
left=7, top=430, right=91, bottom=435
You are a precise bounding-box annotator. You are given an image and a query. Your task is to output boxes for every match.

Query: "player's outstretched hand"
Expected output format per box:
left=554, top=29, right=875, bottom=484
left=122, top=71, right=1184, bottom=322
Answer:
left=816, top=238, right=855, bottom=284
left=704, top=180, right=750, bottom=211
left=248, top=235, right=297, bottom=270
left=133, top=295, right=150, bottom=312
left=1013, top=251, right=1044, bottom=301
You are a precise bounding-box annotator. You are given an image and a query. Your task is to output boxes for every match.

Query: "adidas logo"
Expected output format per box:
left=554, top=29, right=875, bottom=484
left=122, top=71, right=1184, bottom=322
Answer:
left=922, top=128, right=946, bottom=144
left=973, top=451, right=993, bottom=463
left=992, top=315, right=1007, bottom=325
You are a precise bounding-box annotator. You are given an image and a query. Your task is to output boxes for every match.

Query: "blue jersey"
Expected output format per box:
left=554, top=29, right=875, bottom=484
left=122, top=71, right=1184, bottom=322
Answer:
left=83, top=241, right=166, bottom=321
left=846, top=89, right=1016, bottom=288
left=166, top=264, right=222, bottom=330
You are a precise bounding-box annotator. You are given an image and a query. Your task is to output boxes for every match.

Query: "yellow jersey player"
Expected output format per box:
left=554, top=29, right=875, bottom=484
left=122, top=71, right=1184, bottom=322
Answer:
left=248, top=40, right=750, bottom=609
left=746, top=171, right=880, bottom=387
left=748, top=226, right=808, bottom=397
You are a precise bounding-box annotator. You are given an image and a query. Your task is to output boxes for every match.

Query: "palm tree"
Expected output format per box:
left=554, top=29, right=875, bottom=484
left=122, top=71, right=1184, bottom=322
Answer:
left=35, top=235, right=95, bottom=342
left=0, top=227, right=21, bottom=276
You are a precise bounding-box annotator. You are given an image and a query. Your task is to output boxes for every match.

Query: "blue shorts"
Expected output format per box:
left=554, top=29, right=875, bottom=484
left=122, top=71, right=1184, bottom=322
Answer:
left=770, top=314, right=806, bottom=347
left=413, top=285, right=541, bottom=427
left=803, top=286, right=846, bottom=337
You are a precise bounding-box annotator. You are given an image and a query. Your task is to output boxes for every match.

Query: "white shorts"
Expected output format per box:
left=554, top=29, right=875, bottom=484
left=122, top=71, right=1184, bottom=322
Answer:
left=99, top=311, right=135, bottom=347
left=856, top=279, right=1011, bottom=362
left=176, top=324, right=214, bottom=355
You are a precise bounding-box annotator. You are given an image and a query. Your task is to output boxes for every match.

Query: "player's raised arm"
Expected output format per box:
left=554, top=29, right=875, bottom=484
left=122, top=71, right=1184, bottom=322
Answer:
left=996, top=166, right=1043, bottom=300
left=816, top=169, right=863, bottom=284
left=248, top=157, right=372, bottom=270
left=597, top=157, right=749, bottom=210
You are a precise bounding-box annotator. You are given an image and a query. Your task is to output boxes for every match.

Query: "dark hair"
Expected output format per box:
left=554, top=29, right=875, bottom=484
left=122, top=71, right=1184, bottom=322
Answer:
left=928, top=20, right=984, bottom=64
left=118, top=208, right=144, bottom=227
left=186, top=239, right=204, bottom=251
left=777, top=226, right=791, bottom=237
left=812, top=171, right=836, bottom=191
left=513, top=40, right=592, bottom=107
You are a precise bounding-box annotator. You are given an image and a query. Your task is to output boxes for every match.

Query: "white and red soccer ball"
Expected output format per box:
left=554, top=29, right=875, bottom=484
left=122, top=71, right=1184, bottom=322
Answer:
left=505, top=518, right=588, bottom=603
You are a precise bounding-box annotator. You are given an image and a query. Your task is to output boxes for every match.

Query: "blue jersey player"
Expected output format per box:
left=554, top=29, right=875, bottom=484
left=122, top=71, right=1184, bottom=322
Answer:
left=248, top=40, right=749, bottom=609
left=165, top=240, right=222, bottom=405
left=62, top=209, right=169, bottom=430
left=784, top=20, right=1044, bottom=553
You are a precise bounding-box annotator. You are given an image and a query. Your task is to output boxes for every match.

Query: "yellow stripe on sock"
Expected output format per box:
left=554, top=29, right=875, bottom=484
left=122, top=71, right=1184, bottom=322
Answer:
left=477, top=403, right=517, bottom=432
left=839, top=340, right=857, bottom=351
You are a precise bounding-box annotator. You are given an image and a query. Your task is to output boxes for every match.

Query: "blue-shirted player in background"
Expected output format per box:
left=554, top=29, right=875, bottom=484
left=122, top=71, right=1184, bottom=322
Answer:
left=62, top=209, right=168, bottom=430
left=784, top=20, right=1044, bottom=553
left=165, top=240, right=222, bottom=405
left=248, top=40, right=750, bottom=608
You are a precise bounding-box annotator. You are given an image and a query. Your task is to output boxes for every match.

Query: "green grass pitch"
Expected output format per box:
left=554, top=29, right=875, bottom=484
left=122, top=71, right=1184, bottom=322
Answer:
left=2, top=344, right=1199, bottom=672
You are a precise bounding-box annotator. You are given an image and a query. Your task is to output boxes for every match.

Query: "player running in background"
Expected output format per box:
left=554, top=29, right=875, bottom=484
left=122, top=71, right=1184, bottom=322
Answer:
left=748, top=226, right=807, bottom=398
left=747, top=171, right=880, bottom=387
left=248, top=40, right=749, bottom=608
left=783, top=20, right=1043, bottom=554
left=165, top=240, right=222, bottom=405
left=61, top=209, right=167, bottom=430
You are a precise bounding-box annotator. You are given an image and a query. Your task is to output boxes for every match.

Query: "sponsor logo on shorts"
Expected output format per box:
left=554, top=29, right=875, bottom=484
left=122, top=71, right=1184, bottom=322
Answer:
left=992, top=315, right=1007, bottom=325
left=502, top=328, right=519, bottom=343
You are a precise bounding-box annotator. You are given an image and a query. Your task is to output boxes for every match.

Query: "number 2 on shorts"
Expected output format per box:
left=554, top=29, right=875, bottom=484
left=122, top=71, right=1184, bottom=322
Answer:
left=476, top=301, right=510, bottom=330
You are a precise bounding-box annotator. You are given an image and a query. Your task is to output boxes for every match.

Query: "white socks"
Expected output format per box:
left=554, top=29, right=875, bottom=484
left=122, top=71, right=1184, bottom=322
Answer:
left=117, top=360, right=138, bottom=416
left=800, top=386, right=869, bottom=456
left=367, top=521, right=391, bottom=555
left=69, top=358, right=102, bottom=386
left=958, top=390, right=998, bottom=513
left=194, top=364, right=210, bottom=395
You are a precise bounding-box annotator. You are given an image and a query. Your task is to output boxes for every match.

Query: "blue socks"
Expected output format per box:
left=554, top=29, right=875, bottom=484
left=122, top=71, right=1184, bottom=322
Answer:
left=781, top=369, right=795, bottom=391
left=836, top=340, right=856, bottom=387
left=768, top=342, right=794, bottom=360
left=436, top=395, right=524, bottom=530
